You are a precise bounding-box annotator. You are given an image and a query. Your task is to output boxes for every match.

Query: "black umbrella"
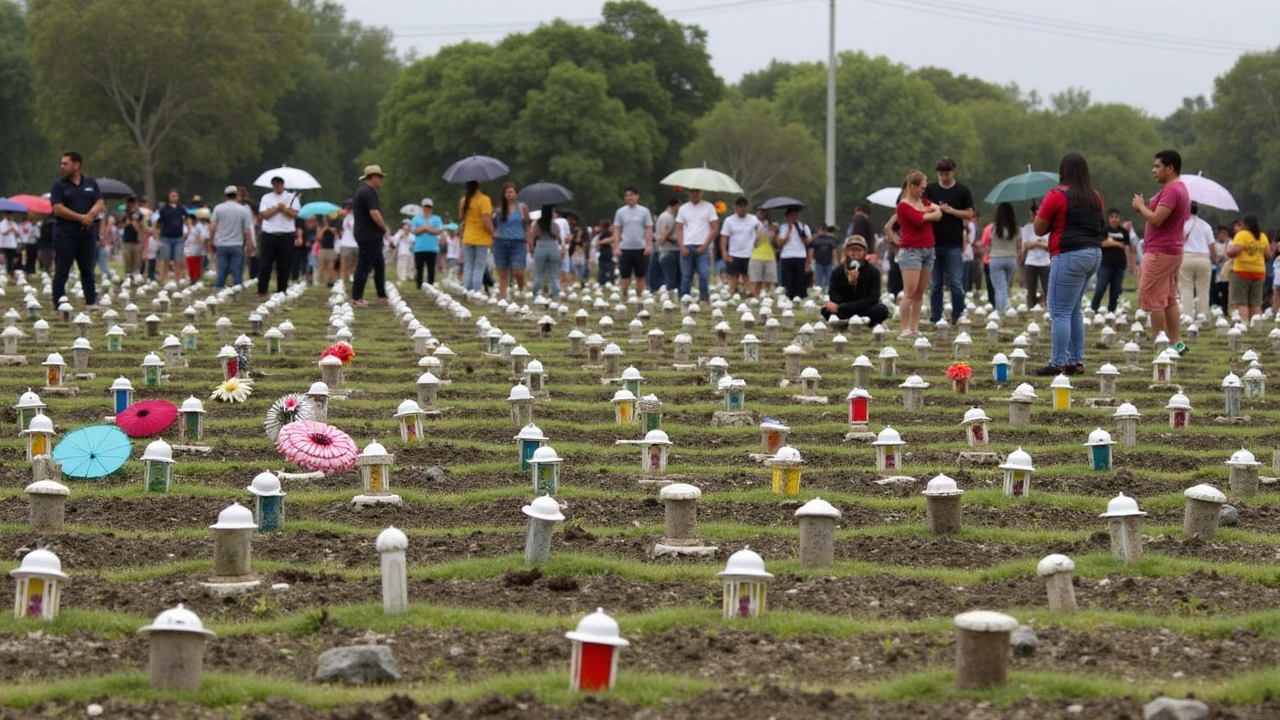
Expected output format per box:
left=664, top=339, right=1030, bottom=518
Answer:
left=96, top=177, right=136, bottom=198
left=442, top=154, right=510, bottom=183
left=760, top=196, right=806, bottom=211
left=518, top=182, right=574, bottom=207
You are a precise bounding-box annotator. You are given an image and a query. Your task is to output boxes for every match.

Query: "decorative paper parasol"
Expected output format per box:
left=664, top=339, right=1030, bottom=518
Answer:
left=6, top=194, right=53, bottom=214
left=276, top=420, right=358, bottom=473
left=52, top=425, right=132, bottom=479
left=114, top=399, right=178, bottom=438
left=264, top=394, right=316, bottom=441
left=210, top=376, right=254, bottom=403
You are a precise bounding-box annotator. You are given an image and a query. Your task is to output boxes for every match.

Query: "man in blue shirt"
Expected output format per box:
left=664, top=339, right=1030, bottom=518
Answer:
left=49, top=151, right=104, bottom=306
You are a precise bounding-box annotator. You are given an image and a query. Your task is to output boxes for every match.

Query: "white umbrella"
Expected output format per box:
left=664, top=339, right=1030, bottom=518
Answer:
left=252, top=166, right=322, bottom=191
left=399, top=204, right=422, bottom=217
left=866, top=186, right=902, bottom=208
left=1181, top=172, right=1238, bottom=211
left=660, top=166, right=743, bottom=194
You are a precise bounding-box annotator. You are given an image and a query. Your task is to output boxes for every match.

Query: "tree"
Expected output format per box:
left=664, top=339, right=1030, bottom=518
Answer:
left=0, top=1, right=49, bottom=192
left=912, top=66, right=1011, bottom=106
left=1050, top=87, right=1092, bottom=117
left=681, top=94, right=824, bottom=207
left=1161, top=95, right=1207, bottom=149
left=739, top=59, right=821, bottom=101
left=27, top=0, right=305, bottom=202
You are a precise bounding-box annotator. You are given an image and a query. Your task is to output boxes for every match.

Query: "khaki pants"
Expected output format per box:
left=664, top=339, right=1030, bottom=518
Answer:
left=122, top=243, right=142, bottom=276
left=1177, top=253, right=1212, bottom=320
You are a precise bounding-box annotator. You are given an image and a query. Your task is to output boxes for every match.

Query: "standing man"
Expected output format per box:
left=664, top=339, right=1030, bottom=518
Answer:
left=351, top=165, right=389, bottom=306
left=1091, top=209, right=1137, bottom=313
left=1133, top=149, right=1191, bottom=355
left=49, top=151, right=104, bottom=306
left=676, top=188, right=719, bottom=302
left=153, top=189, right=187, bottom=285
left=256, top=176, right=298, bottom=298
left=208, top=185, right=255, bottom=289
left=926, top=156, right=974, bottom=324
left=654, top=197, right=681, bottom=291
left=119, top=196, right=144, bottom=279
left=809, top=223, right=837, bottom=294
left=719, top=197, right=761, bottom=295
left=1179, top=201, right=1216, bottom=321
left=611, top=187, right=654, bottom=297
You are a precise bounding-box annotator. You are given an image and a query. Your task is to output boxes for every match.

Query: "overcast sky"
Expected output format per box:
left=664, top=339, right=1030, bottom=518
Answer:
left=342, top=0, right=1276, bottom=118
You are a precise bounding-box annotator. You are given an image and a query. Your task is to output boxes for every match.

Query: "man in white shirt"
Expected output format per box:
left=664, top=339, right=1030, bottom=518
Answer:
left=256, top=176, right=299, bottom=298
left=611, top=187, right=654, bottom=297
left=1179, top=201, right=1216, bottom=321
left=718, top=197, right=761, bottom=295
left=675, top=189, right=719, bottom=302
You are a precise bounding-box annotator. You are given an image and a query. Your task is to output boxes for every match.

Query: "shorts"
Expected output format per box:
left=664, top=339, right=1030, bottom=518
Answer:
left=157, top=237, right=184, bottom=261
left=727, top=256, right=750, bottom=277
left=618, top=248, right=647, bottom=278
left=318, top=248, right=335, bottom=268
left=748, top=259, right=777, bottom=283
left=1229, top=272, right=1264, bottom=307
left=897, top=246, right=935, bottom=271
left=1138, top=251, right=1182, bottom=311
left=492, top=236, right=527, bottom=270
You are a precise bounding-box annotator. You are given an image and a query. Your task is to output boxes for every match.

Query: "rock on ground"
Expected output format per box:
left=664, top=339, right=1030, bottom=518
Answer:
left=1220, top=504, right=1239, bottom=526
left=314, top=645, right=401, bottom=685
left=1143, top=697, right=1210, bottom=720
left=1010, top=625, right=1038, bottom=657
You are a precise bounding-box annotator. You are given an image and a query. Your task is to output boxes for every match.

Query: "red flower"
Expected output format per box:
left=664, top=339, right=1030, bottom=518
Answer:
left=946, top=363, right=972, bottom=381
left=320, top=342, right=355, bottom=366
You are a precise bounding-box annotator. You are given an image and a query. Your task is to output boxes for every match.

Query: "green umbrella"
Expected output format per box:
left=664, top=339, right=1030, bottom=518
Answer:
left=984, top=168, right=1059, bottom=204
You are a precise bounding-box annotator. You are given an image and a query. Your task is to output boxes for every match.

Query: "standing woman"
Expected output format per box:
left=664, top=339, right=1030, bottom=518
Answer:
left=776, top=206, right=811, bottom=300
left=1227, top=214, right=1271, bottom=324
left=894, top=172, right=942, bottom=339
left=1033, top=152, right=1104, bottom=376
left=492, top=182, right=529, bottom=300
left=1021, top=203, right=1051, bottom=308
left=987, top=202, right=1021, bottom=312
left=528, top=205, right=564, bottom=298
left=458, top=181, right=494, bottom=292
left=410, top=198, right=442, bottom=288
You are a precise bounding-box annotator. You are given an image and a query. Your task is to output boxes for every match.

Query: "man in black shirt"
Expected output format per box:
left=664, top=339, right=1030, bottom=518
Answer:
left=119, top=196, right=144, bottom=279
left=351, top=164, right=389, bottom=305
left=925, top=156, right=974, bottom=324
left=1092, top=208, right=1136, bottom=312
left=49, top=151, right=104, bottom=306
left=822, top=236, right=888, bottom=326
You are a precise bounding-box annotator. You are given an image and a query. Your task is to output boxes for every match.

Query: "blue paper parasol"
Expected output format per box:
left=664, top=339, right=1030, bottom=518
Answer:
left=52, top=425, right=132, bottom=479
left=299, top=201, right=341, bottom=218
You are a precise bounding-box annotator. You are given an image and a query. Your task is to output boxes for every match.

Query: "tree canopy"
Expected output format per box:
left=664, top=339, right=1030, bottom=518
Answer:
left=0, top=0, right=48, bottom=192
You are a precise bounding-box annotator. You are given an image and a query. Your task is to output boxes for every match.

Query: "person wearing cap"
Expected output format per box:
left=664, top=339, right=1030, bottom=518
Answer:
left=410, top=197, right=443, bottom=288
left=209, top=185, right=255, bottom=288
left=718, top=197, right=761, bottom=295
left=350, top=164, right=389, bottom=305
left=256, top=176, right=299, bottom=297
left=822, top=235, right=887, bottom=326
left=925, top=155, right=974, bottom=325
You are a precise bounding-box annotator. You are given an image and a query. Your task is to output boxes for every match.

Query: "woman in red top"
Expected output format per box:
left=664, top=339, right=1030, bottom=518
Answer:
left=893, top=171, right=942, bottom=338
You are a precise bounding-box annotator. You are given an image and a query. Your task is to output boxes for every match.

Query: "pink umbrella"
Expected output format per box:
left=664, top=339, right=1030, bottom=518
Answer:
left=276, top=420, right=358, bottom=473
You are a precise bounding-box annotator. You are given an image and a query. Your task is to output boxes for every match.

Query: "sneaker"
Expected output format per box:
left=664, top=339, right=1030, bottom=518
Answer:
left=1033, top=364, right=1065, bottom=377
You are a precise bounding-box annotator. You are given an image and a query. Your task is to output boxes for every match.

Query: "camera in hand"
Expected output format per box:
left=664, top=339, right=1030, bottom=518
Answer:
left=845, top=259, right=861, bottom=272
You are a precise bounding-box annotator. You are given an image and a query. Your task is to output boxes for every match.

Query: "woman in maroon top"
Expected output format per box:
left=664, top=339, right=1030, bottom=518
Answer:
left=894, top=171, right=942, bottom=338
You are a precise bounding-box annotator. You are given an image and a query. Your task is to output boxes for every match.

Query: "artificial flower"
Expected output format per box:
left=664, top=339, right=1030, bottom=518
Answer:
left=211, top=376, right=254, bottom=403
left=946, top=362, right=973, bottom=381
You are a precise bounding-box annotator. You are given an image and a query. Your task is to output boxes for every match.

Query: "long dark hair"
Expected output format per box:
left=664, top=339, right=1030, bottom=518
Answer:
left=539, top=205, right=554, bottom=236
left=1058, top=152, right=1100, bottom=212
left=994, top=202, right=1018, bottom=239
left=461, top=181, right=479, bottom=222
left=1242, top=214, right=1262, bottom=238
left=499, top=181, right=517, bottom=222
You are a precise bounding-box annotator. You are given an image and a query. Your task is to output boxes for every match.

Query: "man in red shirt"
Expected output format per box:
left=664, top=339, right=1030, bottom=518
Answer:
left=1132, top=150, right=1191, bottom=354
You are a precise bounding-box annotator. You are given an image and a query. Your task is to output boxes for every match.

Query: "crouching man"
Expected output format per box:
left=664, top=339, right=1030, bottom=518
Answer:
left=822, top=235, right=888, bottom=326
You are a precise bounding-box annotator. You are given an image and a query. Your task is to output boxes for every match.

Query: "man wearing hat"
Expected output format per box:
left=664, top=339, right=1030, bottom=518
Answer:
left=925, top=155, right=974, bottom=325
left=350, top=164, right=390, bottom=305
left=822, top=236, right=888, bottom=326
left=256, top=175, right=299, bottom=297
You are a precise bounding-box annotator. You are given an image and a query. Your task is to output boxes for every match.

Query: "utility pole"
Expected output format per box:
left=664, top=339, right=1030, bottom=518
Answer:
left=825, top=0, right=837, bottom=229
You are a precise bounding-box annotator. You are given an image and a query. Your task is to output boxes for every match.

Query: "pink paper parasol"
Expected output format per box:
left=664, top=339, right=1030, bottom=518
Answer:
left=114, top=399, right=179, bottom=438
left=276, top=420, right=358, bottom=473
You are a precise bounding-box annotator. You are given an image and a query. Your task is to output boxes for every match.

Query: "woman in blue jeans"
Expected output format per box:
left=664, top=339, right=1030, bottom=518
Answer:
left=987, top=202, right=1021, bottom=312
left=492, top=182, right=528, bottom=300
left=528, top=206, right=563, bottom=298
left=1033, top=152, right=1104, bottom=376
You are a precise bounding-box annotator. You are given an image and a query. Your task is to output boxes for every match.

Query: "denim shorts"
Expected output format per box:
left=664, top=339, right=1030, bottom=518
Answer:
left=157, top=237, right=185, bottom=261
left=897, top=246, right=935, bottom=271
left=492, top=236, right=527, bottom=270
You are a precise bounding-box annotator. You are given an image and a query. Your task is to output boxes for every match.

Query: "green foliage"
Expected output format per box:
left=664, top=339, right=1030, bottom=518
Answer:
left=0, top=0, right=49, bottom=192
left=911, top=66, right=1012, bottom=106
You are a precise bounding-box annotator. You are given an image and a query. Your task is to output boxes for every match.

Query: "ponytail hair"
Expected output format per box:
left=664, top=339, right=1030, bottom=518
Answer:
left=461, top=181, right=479, bottom=222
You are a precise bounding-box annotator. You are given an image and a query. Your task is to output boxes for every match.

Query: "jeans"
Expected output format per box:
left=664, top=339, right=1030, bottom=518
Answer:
left=351, top=240, right=386, bottom=301
left=929, top=245, right=965, bottom=323
left=532, top=243, right=560, bottom=297
left=813, top=262, right=833, bottom=293
left=597, top=256, right=614, bottom=286
left=1048, top=247, right=1101, bottom=367
left=256, top=231, right=294, bottom=295
left=463, top=244, right=488, bottom=291
left=646, top=250, right=664, bottom=291
left=97, top=245, right=110, bottom=277
left=1091, top=265, right=1126, bottom=312
left=679, top=248, right=711, bottom=300
left=659, top=252, right=681, bottom=291
left=215, top=245, right=245, bottom=288
left=989, top=256, right=1017, bottom=311
left=414, top=251, right=437, bottom=288
left=53, top=235, right=97, bottom=305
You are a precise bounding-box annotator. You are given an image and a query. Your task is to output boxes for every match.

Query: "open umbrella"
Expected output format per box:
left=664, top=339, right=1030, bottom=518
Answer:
left=6, top=195, right=52, bottom=214
left=264, top=394, right=315, bottom=441
left=983, top=168, right=1059, bottom=204
left=299, top=201, right=341, bottom=219
left=276, top=420, right=358, bottom=473
left=114, top=399, right=178, bottom=438
left=866, top=187, right=902, bottom=208
left=1181, top=172, right=1239, bottom=211
left=442, top=154, right=509, bottom=183
left=96, top=178, right=136, bottom=198
left=660, top=167, right=742, bottom=194
left=759, top=196, right=806, bottom=211
left=52, top=425, right=132, bottom=479
left=518, top=182, right=574, bottom=207
left=253, top=166, right=322, bottom=191
left=0, top=199, right=28, bottom=214
left=399, top=204, right=422, bottom=217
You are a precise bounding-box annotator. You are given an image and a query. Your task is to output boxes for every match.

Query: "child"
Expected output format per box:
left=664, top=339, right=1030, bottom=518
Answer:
left=395, top=220, right=414, bottom=282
